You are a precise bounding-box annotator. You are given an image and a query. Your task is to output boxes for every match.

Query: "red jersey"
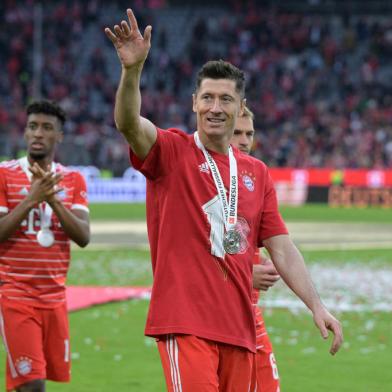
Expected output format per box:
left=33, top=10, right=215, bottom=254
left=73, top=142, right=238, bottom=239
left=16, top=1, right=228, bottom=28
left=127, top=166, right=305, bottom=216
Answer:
left=0, top=158, right=89, bottom=308
left=130, top=128, right=288, bottom=352
left=252, top=250, right=268, bottom=348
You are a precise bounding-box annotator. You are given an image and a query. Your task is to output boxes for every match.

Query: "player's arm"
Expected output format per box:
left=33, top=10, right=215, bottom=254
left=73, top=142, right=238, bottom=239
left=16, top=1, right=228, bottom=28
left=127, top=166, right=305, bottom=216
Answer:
left=0, top=171, right=62, bottom=242
left=48, top=201, right=90, bottom=248
left=105, top=8, right=156, bottom=160
left=263, top=234, right=343, bottom=355
left=253, top=256, right=280, bottom=291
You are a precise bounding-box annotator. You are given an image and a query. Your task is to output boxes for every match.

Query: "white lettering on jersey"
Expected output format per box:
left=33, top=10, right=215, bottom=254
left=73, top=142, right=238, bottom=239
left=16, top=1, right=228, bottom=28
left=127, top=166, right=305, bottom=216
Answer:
left=22, top=208, right=41, bottom=234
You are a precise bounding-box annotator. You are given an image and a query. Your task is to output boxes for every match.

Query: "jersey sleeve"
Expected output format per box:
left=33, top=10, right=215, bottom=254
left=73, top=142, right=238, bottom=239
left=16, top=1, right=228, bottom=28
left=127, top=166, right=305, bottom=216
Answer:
left=71, top=171, right=89, bottom=212
left=129, top=128, right=188, bottom=180
left=257, top=168, right=288, bottom=246
left=0, top=167, right=9, bottom=213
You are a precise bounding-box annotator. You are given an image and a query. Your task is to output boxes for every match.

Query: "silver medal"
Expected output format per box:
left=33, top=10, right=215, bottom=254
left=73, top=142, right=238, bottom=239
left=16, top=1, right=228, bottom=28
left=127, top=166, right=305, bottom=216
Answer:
left=37, top=229, right=55, bottom=248
left=223, top=229, right=241, bottom=254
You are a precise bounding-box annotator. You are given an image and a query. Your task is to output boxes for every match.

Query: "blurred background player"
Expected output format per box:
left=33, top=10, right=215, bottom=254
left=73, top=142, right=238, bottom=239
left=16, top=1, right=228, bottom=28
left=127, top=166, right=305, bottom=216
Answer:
left=0, top=100, right=90, bottom=392
left=232, top=106, right=281, bottom=392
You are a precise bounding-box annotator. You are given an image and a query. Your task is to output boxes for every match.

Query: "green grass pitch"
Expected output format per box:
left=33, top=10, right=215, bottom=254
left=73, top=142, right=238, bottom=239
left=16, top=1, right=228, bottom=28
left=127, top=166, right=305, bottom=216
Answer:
left=89, top=202, right=392, bottom=223
left=0, top=203, right=391, bottom=391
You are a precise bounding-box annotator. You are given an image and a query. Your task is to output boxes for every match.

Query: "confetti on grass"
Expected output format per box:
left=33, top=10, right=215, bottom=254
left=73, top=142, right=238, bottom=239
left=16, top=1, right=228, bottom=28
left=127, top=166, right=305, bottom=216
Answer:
left=261, top=263, right=392, bottom=312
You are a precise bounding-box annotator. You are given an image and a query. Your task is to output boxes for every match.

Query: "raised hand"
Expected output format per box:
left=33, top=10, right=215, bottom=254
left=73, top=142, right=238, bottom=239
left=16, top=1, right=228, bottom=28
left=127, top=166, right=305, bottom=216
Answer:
left=104, top=9, right=152, bottom=69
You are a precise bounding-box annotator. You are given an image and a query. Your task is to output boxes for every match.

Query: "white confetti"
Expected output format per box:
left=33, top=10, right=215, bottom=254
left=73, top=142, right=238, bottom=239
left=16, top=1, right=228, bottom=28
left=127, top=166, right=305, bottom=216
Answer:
left=302, top=347, right=316, bottom=354
left=144, top=338, right=155, bottom=347
left=261, top=263, right=392, bottom=312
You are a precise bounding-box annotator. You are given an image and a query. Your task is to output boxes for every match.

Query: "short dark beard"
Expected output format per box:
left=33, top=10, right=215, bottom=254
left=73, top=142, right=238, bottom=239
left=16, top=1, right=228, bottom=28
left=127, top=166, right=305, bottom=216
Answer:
left=28, top=151, right=47, bottom=161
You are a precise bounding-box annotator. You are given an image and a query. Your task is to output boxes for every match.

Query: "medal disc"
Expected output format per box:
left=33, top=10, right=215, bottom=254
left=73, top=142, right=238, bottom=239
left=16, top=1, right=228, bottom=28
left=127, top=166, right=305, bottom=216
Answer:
left=37, top=229, right=55, bottom=248
left=223, top=229, right=241, bottom=254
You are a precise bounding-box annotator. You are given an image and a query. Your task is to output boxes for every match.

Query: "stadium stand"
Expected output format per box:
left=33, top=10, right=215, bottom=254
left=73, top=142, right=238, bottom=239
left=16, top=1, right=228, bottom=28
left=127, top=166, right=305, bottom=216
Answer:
left=0, top=0, right=391, bottom=173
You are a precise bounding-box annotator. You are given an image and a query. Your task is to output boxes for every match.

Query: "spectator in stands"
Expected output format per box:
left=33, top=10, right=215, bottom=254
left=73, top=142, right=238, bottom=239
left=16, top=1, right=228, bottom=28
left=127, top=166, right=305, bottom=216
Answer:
left=1, top=1, right=391, bottom=173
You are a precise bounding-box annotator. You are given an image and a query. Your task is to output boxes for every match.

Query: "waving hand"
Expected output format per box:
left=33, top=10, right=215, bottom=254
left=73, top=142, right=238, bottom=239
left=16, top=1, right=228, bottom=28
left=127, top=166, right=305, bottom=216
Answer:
left=105, top=9, right=152, bottom=69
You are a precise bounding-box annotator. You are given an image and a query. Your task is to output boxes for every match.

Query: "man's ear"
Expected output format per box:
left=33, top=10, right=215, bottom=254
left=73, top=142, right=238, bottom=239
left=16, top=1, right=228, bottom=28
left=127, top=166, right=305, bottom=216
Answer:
left=192, top=93, right=197, bottom=113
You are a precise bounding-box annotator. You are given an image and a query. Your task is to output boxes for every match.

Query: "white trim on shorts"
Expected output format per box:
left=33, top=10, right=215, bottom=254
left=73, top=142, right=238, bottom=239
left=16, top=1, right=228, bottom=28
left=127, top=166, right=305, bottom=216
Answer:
left=166, top=335, right=183, bottom=392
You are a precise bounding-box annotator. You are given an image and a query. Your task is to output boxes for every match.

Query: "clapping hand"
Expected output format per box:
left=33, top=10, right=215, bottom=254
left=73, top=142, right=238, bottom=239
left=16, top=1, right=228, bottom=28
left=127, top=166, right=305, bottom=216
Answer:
left=28, top=163, right=63, bottom=204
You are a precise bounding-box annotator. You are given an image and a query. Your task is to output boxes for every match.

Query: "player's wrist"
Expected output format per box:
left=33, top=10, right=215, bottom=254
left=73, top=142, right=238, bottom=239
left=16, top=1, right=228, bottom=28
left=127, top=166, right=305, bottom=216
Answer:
left=309, top=301, right=326, bottom=315
left=47, top=197, right=61, bottom=208
left=23, top=195, right=39, bottom=209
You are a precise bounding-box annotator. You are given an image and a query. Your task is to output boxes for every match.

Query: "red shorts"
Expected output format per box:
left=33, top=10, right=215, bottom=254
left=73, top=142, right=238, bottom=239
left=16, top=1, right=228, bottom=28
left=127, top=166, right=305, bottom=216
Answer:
left=157, top=334, right=254, bottom=391
left=251, top=307, right=280, bottom=392
left=251, top=342, right=280, bottom=392
left=0, top=300, right=70, bottom=391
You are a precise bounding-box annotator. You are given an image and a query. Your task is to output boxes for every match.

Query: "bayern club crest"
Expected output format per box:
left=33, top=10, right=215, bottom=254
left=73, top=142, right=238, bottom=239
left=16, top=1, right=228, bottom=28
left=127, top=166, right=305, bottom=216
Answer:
left=242, top=174, right=255, bottom=191
left=15, top=356, right=33, bottom=376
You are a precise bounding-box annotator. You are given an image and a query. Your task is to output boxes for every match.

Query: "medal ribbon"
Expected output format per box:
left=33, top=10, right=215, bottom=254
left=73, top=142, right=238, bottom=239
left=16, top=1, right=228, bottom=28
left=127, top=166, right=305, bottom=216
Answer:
left=18, top=157, right=54, bottom=231
left=194, top=132, right=238, bottom=230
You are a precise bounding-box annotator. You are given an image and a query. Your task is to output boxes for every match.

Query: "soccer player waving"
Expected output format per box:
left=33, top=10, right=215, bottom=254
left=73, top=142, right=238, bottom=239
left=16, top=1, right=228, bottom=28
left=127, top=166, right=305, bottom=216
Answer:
left=105, top=9, right=343, bottom=391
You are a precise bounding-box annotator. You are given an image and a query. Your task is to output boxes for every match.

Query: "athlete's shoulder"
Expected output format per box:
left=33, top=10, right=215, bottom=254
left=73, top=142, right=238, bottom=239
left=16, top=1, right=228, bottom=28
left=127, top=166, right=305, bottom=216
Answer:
left=158, top=127, right=193, bottom=143
left=0, top=159, right=22, bottom=179
left=55, top=163, right=84, bottom=178
left=55, top=164, right=87, bottom=192
left=0, top=159, right=20, bottom=171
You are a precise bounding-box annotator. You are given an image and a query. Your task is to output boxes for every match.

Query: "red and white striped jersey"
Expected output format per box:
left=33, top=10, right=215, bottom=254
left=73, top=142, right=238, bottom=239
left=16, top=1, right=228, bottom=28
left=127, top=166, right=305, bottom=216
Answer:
left=0, top=158, right=89, bottom=308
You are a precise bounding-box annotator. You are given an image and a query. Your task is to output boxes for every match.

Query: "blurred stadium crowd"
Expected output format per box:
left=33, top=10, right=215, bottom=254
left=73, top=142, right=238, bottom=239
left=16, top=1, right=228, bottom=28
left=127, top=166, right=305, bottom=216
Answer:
left=1, top=0, right=392, bottom=175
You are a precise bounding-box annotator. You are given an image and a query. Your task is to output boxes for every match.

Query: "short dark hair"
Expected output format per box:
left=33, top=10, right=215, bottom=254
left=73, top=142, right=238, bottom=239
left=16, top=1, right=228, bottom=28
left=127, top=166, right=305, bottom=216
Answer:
left=26, top=100, right=67, bottom=126
left=196, top=60, right=246, bottom=98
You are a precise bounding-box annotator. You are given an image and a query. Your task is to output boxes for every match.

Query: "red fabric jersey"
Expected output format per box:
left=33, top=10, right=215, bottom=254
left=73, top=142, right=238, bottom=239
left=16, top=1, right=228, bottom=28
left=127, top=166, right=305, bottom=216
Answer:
left=252, top=250, right=268, bottom=345
left=130, top=128, right=288, bottom=352
left=0, top=158, right=89, bottom=308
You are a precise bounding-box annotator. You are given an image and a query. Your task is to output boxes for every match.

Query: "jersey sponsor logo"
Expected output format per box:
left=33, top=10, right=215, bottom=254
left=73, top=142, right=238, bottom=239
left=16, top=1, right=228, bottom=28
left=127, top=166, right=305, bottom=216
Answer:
left=19, top=187, right=29, bottom=196
left=15, top=356, right=33, bottom=376
left=198, top=162, right=210, bottom=174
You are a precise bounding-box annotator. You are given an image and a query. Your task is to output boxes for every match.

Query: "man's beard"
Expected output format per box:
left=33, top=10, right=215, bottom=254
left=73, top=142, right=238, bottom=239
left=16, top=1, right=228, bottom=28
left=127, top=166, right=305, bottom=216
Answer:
left=29, top=151, right=47, bottom=160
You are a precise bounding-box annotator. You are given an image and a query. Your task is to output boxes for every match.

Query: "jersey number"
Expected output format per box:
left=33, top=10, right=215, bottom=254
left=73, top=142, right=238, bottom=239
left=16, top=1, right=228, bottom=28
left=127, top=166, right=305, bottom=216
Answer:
left=269, top=353, right=279, bottom=380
